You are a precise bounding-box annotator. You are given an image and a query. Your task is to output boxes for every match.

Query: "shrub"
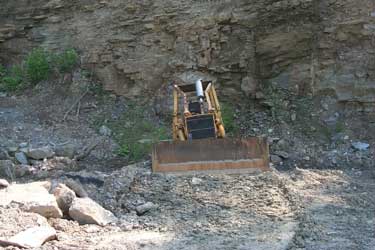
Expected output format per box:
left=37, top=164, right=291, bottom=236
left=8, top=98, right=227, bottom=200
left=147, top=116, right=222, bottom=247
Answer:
left=221, top=102, right=239, bottom=136
left=25, top=48, right=51, bottom=84
left=53, top=49, right=79, bottom=73
left=107, top=103, right=169, bottom=162
left=0, top=65, right=25, bottom=92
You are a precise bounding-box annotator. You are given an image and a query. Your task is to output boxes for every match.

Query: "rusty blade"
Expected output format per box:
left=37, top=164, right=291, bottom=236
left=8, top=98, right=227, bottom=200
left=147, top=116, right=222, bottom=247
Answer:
left=152, top=137, right=270, bottom=173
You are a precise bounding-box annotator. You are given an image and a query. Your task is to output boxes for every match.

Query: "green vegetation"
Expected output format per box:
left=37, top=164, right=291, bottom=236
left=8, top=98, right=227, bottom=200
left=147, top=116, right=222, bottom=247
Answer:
left=0, top=48, right=79, bottom=92
left=221, top=102, right=239, bottom=136
left=52, top=49, right=79, bottom=73
left=0, top=65, right=25, bottom=92
left=106, top=102, right=169, bottom=162
left=261, top=83, right=288, bottom=121
left=25, top=48, right=51, bottom=84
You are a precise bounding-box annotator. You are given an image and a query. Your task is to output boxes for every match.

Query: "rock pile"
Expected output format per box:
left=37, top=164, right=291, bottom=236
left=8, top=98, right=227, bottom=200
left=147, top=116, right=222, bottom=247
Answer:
left=0, top=179, right=116, bottom=248
left=0, top=144, right=77, bottom=180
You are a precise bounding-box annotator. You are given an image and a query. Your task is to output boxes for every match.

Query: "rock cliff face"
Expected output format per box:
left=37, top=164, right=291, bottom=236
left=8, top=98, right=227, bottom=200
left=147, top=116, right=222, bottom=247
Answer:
left=0, top=0, right=374, bottom=103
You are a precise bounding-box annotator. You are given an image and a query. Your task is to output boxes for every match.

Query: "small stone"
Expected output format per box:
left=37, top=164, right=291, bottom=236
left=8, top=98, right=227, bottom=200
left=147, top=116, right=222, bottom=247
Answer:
left=19, top=142, right=28, bottom=148
left=26, top=147, right=54, bottom=160
left=291, top=113, right=296, bottom=121
left=0, top=226, right=56, bottom=248
left=270, top=155, right=282, bottom=164
left=99, top=125, right=112, bottom=136
left=0, top=178, right=9, bottom=188
left=343, top=135, right=349, bottom=140
left=276, top=139, right=288, bottom=150
left=351, top=142, right=370, bottom=151
left=303, top=156, right=310, bottom=161
left=15, top=152, right=28, bottom=165
left=135, top=202, right=157, bottom=215
left=69, top=197, right=117, bottom=226
left=191, top=177, right=203, bottom=185
left=53, top=184, right=76, bottom=213
left=0, top=149, right=9, bottom=160
left=138, top=139, right=153, bottom=144
left=55, top=144, right=76, bottom=159
left=274, top=151, right=289, bottom=159
left=7, top=147, right=18, bottom=155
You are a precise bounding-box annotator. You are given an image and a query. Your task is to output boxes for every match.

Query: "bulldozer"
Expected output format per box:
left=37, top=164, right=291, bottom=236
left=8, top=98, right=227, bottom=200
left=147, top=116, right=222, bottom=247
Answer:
left=152, top=80, right=270, bottom=174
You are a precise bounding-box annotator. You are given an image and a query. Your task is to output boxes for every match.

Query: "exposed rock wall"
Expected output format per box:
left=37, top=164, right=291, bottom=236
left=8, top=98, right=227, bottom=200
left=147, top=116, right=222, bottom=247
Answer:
left=0, top=0, right=374, bottom=102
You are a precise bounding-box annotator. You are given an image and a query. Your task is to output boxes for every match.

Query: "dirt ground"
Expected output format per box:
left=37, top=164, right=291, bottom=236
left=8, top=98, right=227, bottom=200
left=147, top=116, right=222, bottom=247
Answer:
left=0, top=78, right=375, bottom=250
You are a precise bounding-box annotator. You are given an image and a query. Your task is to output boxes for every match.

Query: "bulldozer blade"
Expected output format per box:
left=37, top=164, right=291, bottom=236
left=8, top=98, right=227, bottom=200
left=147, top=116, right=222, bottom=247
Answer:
left=152, top=137, right=270, bottom=174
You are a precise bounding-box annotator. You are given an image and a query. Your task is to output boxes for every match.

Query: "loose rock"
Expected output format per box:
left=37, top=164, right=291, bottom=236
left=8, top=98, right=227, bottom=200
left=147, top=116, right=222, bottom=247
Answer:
left=0, top=149, right=9, bottom=160
left=271, top=155, right=283, bottom=165
left=55, top=144, right=76, bottom=159
left=19, top=142, right=28, bottom=148
left=0, top=226, right=56, bottom=248
left=26, top=147, right=55, bottom=160
left=0, top=160, right=14, bottom=179
left=64, top=179, right=89, bottom=198
left=0, top=179, right=9, bottom=188
left=99, top=125, right=112, bottom=136
left=191, top=177, right=203, bottom=185
left=53, top=183, right=76, bottom=213
left=135, top=202, right=157, bottom=215
left=0, top=181, right=63, bottom=218
left=15, top=152, right=28, bottom=165
left=351, top=142, right=370, bottom=151
left=275, top=151, right=290, bottom=159
left=69, top=197, right=116, bottom=226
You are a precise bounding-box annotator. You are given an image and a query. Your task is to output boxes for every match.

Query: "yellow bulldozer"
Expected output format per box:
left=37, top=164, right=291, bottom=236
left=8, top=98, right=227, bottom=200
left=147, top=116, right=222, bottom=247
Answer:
left=152, top=80, right=270, bottom=174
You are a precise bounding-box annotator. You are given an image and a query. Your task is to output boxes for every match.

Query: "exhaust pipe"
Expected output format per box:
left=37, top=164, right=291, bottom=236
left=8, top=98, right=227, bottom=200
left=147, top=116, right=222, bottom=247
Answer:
left=195, top=79, right=204, bottom=98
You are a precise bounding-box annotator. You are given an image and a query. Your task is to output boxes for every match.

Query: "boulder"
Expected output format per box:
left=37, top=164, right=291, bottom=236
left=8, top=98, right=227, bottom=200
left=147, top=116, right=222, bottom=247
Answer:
left=0, top=178, right=9, bottom=188
left=53, top=183, right=76, bottom=213
left=69, top=197, right=116, bottom=226
left=0, top=160, right=14, bottom=179
left=0, top=181, right=63, bottom=218
left=135, top=202, right=157, bottom=215
left=26, top=147, right=54, bottom=160
left=15, top=152, right=28, bottom=165
left=0, top=226, right=56, bottom=248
